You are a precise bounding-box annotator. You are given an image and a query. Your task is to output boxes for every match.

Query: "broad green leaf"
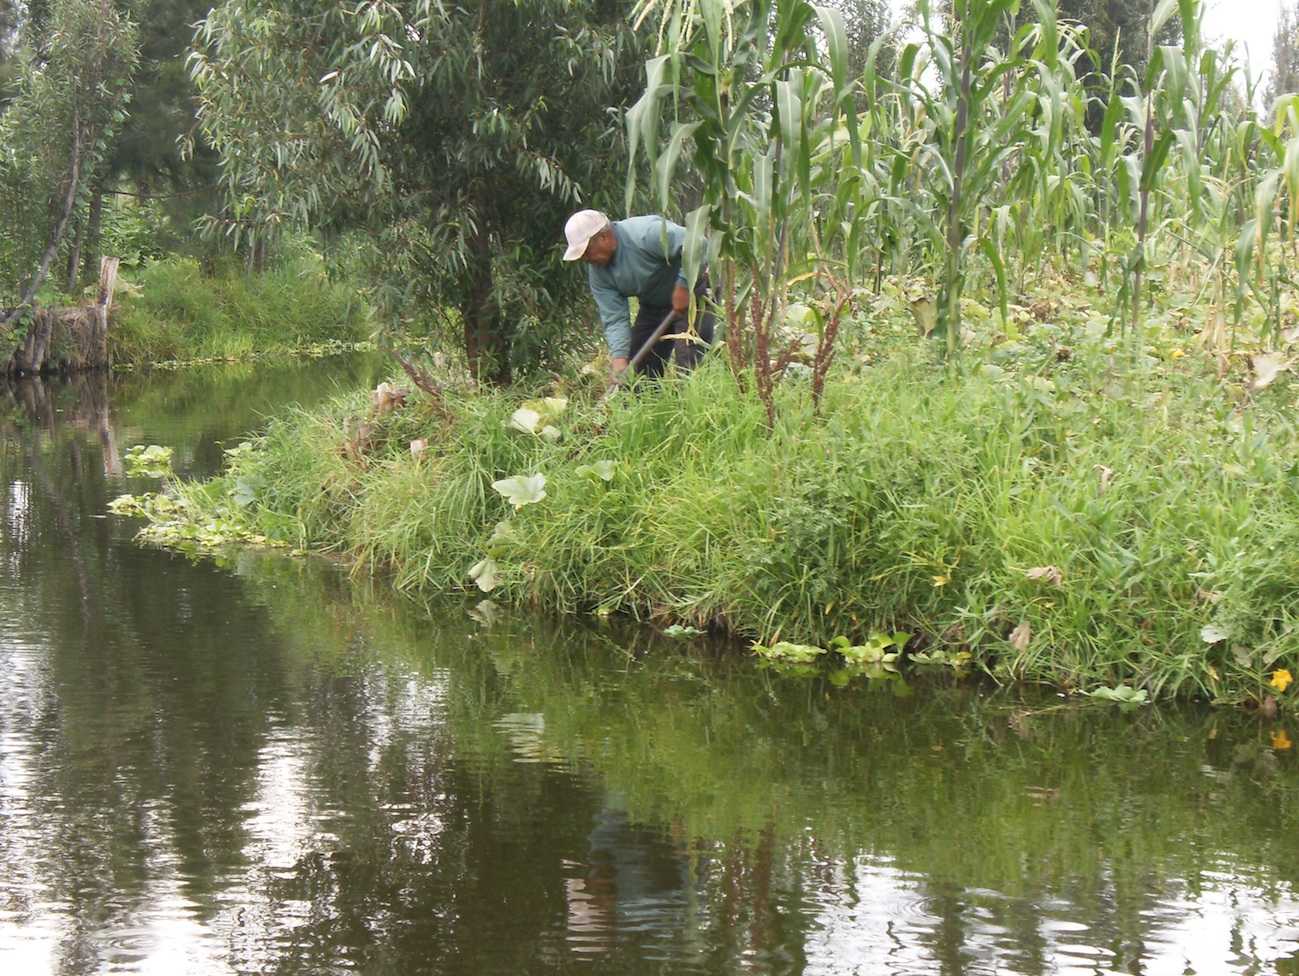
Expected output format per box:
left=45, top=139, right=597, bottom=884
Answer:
left=663, top=624, right=704, bottom=639
left=813, top=5, right=848, bottom=95
left=233, top=477, right=260, bottom=508
left=683, top=203, right=710, bottom=294
left=508, top=407, right=543, bottom=434
left=575, top=460, right=617, bottom=482
left=775, top=80, right=801, bottom=181
left=655, top=121, right=701, bottom=213
left=492, top=474, right=547, bottom=509
left=625, top=55, right=670, bottom=213
left=125, top=444, right=175, bottom=477
left=468, top=557, right=499, bottom=593
left=1177, top=0, right=1199, bottom=53
left=1149, top=0, right=1179, bottom=54
left=1086, top=685, right=1149, bottom=704
left=752, top=641, right=826, bottom=664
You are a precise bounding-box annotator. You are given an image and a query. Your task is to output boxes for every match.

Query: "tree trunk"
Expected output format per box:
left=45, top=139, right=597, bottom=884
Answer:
left=81, top=179, right=105, bottom=283
left=462, top=228, right=510, bottom=385
left=66, top=214, right=85, bottom=294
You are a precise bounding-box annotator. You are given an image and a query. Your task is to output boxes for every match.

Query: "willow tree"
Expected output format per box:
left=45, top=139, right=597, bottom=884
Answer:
left=0, top=0, right=137, bottom=324
left=0, top=0, right=19, bottom=110
left=188, top=0, right=645, bottom=381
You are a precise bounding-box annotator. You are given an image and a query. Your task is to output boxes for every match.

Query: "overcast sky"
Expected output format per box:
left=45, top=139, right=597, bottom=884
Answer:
left=1203, top=0, right=1280, bottom=88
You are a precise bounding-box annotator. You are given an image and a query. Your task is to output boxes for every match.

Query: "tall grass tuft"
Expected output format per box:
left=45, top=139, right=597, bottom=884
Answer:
left=110, top=251, right=369, bottom=364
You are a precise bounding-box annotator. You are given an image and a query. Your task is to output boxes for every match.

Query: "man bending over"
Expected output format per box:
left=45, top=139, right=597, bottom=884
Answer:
left=562, top=210, right=713, bottom=379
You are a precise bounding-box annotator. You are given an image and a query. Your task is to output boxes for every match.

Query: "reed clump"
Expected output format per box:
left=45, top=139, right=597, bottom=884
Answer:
left=110, top=252, right=369, bottom=365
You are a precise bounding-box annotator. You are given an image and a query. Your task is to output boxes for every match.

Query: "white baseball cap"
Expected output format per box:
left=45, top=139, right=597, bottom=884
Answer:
left=563, top=209, right=609, bottom=261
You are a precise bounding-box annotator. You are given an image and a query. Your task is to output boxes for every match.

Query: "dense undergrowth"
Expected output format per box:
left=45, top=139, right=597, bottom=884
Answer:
left=118, top=274, right=1299, bottom=708
left=109, top=251, right=370, bottom=365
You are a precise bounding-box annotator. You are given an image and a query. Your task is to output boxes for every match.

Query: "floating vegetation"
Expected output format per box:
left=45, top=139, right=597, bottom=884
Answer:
left=123, top=444, right=173, bottom=478
left=109, top=492, right=289, bottom=552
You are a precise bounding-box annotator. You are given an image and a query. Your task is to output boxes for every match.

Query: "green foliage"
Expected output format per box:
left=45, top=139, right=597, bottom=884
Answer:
left=626, top=0, right=1295, bottom=384
left=132, top=319, right=1299, bottom=705
left=123, top=443, right=173, bottom=477
left=0, top=0, right=138, bottom=310
left=111, top=247, right=370, bottom=364
left=752, top=641, right=827, bottom=663
left=187, top=0, right=647, bottom=380
left=1085, top=684, right=1150, bottom=704
left=0, top=0, right=19, bottom=112
left=628, top=0, right=874, bottom=418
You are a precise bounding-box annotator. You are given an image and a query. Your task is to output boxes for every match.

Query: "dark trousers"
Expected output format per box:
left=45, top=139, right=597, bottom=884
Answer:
left=629, top=275, right=715, bottom=379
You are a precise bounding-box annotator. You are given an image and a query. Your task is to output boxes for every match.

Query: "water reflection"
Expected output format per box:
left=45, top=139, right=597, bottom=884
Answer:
left=2, top=366, right=1299, bottom=974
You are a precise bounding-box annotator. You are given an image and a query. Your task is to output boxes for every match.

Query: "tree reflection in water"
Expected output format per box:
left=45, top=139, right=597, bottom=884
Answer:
left=1, top=365, right=1299, bottom=975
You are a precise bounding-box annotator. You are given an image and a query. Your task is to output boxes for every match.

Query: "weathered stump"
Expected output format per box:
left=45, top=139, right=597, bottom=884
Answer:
left=5, top=256, right=118, bottom=376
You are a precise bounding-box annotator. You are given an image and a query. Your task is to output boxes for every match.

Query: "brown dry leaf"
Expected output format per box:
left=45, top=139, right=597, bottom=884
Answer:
left=1029, top=299, right=1055, bottom=321
left=1198, top=309, right=1228, bottom=351
left=371, top=382, right=409, bottom=416
left=909, top=297, right=937, bottom=337
left=1095, top=465, right=1114, bottom=494
left=1026, top=566, right=1064, bottom=587
left=1249, top=353, right=1290, bottom=391
left=1009, top=622, right=1032, bottom=652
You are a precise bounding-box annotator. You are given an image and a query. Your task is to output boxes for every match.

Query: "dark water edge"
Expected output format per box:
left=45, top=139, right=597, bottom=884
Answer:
left=2, top=362, right=1299, bottom=975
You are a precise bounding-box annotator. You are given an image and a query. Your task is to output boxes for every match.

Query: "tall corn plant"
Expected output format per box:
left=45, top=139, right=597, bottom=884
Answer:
left=989, top=16, right=1091, bottom=300
left=898, top=0, right=1057, bottom=356
left=1108, top=0, right=1209, bottom=336
left=627, top=0, right=868, bottom=422
left=1239, top=91, right=1299, bottom=350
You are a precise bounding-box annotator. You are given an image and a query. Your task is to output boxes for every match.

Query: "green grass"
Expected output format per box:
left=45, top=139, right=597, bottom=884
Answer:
left=110, top=252, right=370, bottom=365
left=139, top=313, right=1299, bottom=706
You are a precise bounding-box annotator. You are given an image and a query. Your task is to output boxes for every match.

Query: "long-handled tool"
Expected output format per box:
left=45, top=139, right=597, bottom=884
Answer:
left=603, top=308, right=681, bottom=399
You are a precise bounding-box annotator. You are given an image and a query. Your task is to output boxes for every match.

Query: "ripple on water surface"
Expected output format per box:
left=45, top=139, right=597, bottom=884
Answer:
left=4, top=365, right=1299, bottom=975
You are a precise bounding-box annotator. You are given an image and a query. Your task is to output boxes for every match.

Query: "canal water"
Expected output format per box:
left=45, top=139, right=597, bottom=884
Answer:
left=2, top=360, right=1299, bottom=975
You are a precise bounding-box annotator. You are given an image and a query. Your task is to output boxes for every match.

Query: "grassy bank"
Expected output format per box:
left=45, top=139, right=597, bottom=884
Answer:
left=110, top=251, right=370, bottom=365
left=120, top=301, right=1299, bottom=707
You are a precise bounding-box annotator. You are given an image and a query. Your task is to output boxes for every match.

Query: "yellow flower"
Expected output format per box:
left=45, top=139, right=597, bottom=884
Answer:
left=1170, top=348, right=1185, bottom=359
left=1271, top=669, right=1294, bottom=693
left=1271, top=729, right=1293, bottom=751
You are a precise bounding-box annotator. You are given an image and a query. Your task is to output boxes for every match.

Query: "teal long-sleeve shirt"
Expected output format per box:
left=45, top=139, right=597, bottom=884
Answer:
left=586, top=215, right=689, bottom=359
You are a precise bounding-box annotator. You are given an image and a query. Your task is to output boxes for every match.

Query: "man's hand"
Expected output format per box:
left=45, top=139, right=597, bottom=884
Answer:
left=672, top=283, right=690, bottom=315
